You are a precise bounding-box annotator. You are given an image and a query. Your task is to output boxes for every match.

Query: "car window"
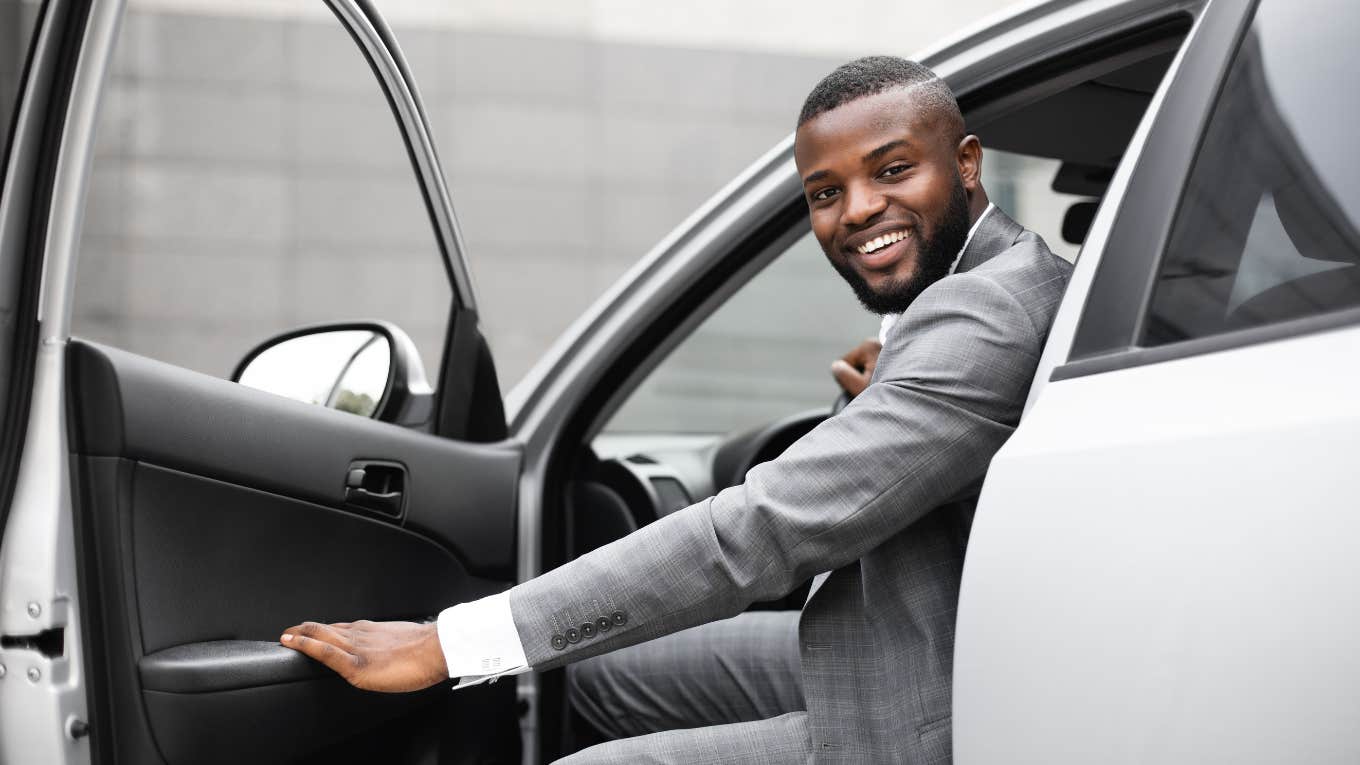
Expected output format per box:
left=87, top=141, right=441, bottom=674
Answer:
left=71, top=1, right=451, bottom=379
left=1142, top=0, right=1360, bottom=346
left=604, top=148, right=1082, bottom=436
left=0, top=0, right=43, bottom=177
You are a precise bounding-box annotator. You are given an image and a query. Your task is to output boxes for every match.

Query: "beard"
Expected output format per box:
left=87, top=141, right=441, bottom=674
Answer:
left=831, top=177, right=972, bottom=315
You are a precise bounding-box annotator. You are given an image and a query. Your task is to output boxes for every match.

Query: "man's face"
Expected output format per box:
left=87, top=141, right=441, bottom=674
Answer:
left=794, top=88, right=976, bottom=314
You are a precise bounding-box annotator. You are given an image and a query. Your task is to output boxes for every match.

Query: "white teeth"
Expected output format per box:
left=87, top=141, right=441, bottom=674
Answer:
left=858, top=230, right=906, bottom=255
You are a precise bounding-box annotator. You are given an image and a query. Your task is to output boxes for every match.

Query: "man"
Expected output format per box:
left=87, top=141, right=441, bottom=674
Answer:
left=281, top=56, right=1072, bottom=763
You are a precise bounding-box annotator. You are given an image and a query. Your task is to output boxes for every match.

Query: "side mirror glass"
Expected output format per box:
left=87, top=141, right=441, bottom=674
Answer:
left=233, top=322, right=433, bottom=428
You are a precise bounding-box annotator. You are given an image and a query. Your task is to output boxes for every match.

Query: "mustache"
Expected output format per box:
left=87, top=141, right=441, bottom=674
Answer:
left=829, top=179, right=971, bottom=315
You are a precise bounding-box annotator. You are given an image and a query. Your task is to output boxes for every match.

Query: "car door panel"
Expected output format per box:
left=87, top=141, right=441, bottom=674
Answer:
left=141, top=671, right=440, bottom=765
left=67, top=340, right=521, bottom=764
left=68, top=340, right=519, bottom=576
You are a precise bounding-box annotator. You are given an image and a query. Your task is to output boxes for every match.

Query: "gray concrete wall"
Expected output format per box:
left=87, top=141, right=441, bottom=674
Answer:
left=72, top=9, right=840, bottom=386
left=70, top=8, right=1077, bottom=434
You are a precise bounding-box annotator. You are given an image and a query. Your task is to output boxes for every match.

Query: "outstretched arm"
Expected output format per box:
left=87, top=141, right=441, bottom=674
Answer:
left=281, top=272, right=1044, bottom=690
left=510, top=273, right=1041, bottom=671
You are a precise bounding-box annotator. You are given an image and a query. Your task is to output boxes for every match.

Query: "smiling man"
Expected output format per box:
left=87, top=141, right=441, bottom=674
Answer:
left=281, top=57, right=1072, bottom=763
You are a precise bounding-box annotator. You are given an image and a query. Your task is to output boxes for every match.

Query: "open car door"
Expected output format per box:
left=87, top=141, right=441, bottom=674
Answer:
left=0, top=1, right=522, bottom=763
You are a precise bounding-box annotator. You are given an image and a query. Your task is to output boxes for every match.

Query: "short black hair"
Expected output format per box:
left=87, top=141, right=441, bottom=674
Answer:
left=797, top=56, right=963, bottom=143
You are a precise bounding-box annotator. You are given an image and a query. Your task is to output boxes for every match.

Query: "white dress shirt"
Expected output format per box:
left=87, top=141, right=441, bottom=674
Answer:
left=436, top=591, right=529, bottom=687
left=438, top=202, right=998, bottom=685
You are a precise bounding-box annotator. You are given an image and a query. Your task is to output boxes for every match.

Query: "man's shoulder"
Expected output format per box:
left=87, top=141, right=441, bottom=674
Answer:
left=960, top=230, right=1073, bottom=337
left=886, top=231, right=1073, bottom=351
left=968, top=231, right=1073, bottom=301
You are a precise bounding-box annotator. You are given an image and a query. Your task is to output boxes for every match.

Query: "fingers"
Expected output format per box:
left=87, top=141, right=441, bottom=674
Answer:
left=834, top=338, right=882, bottom=399
left=841, top=338, right=881, bottom=368
left=288, top=621, right=354, bottom=651
left=280, top=622, right=359, bottom=677
left=831, top=359, right=869, bottom=397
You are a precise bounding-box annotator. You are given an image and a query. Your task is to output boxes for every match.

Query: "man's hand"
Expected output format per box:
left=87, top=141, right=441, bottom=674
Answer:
left=280, top=619, right=449, bottom=693
left=831, top=338, right=883, bottom=398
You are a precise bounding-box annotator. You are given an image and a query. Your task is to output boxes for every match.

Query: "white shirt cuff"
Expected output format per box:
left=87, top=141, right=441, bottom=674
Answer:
left=436, top=591, right=530, bottom=689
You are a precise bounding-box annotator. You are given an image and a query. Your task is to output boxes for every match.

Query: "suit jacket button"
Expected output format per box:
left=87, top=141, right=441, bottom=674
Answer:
left=550, top=635, right=567, bottom=651
left=596, top=616, right=612, bottom=633
left=610, top=610, right=627, bottom=626
left=580, top=622, right=596, bottom=639
left=566, top=627, right=581, bottom=644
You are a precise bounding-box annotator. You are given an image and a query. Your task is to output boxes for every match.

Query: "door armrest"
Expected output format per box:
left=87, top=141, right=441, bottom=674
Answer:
left=139, top=640, right=329, bottom=693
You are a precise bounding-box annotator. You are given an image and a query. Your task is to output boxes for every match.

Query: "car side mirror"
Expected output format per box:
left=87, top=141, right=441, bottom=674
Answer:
left=232, top=321, right=434, bottom=429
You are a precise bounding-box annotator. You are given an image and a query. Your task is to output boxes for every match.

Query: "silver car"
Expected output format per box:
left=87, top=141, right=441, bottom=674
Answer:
left=0, top=0, right=1355, bottom=762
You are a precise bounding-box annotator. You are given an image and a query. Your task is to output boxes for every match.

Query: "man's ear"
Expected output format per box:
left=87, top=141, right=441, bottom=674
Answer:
left=957, top=135, right=982, bottom=191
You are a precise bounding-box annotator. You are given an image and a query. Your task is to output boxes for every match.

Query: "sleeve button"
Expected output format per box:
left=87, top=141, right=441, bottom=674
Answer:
left=550, top=635, right=567, bottom=651
left=596, top=616, right=612, bottom=633
left=566, top=627, right=581, bottom=644
left=580, top=622, right=596, bottom=639
left=610, top=610, right=627, bottom=626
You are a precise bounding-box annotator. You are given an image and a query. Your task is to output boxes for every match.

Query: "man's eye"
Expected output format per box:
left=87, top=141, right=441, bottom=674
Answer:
left=811, top=187, right=839, bottom=202
left=880, top=164, right=912, bottom=178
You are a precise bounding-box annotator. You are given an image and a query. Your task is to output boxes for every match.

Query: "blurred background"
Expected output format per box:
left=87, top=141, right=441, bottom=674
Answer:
left=2, top=0, right=1080, bottom=434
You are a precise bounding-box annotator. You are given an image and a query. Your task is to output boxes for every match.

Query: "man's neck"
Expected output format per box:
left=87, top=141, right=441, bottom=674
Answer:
left=967, top=189, right=991, bottom=228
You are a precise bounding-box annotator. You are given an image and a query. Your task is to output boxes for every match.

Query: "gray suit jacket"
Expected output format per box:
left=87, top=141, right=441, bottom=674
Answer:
left=510, top=209, right=1073, bottom=763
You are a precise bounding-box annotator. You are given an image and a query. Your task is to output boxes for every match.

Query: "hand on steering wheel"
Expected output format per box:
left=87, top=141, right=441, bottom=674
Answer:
left=830, top=337, right=882, bottom=413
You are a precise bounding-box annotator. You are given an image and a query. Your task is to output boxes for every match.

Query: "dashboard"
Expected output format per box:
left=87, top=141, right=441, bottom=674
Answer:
left=568, top=408, right=830, bottom=608
left=585, top=408, right=829, bottom=534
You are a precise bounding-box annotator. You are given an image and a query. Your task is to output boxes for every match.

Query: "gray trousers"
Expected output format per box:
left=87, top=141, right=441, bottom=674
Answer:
left=557, top=610, right=811, bottom=764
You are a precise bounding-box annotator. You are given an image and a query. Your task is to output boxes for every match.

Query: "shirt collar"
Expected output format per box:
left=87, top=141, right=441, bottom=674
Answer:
left=878, top=202, right=996, bottom=344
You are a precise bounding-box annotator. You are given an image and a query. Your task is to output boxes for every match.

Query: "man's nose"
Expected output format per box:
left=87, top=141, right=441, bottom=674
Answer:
left=840, top=183, right=887, bottom=227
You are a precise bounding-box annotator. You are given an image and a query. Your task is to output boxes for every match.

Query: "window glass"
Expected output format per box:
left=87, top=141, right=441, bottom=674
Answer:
left=604, top=149, right=1080, bottom=436
left=72, top=1, right=451, bottom=379
left=606, top=231, right=877, bottom=435
left=1143, top=0, right=1360, bottom=346
left=0, top=0, right=43, bottom=177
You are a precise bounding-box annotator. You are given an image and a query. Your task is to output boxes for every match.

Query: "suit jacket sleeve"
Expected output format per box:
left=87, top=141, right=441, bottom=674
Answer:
left=507, top=270, right=1043, bottom=669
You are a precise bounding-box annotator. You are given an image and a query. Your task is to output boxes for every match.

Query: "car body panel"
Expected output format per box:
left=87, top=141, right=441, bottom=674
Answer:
left=957, top=323, right=1360, bottom=763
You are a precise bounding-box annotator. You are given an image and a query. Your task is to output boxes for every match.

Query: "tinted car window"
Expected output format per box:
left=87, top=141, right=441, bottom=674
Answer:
left=1143, top=0, right=1360, bottom=346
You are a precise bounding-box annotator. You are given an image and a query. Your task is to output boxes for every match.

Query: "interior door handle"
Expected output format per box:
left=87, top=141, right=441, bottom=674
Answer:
left=344, top=461, right=407, bottom=519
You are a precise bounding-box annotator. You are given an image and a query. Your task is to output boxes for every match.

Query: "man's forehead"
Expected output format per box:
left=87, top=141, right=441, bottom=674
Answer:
left=794, top=87, right=934, bottom=165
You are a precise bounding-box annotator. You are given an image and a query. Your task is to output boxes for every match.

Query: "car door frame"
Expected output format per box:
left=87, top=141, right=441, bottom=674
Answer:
left=0, top=1, right=498, bottom=762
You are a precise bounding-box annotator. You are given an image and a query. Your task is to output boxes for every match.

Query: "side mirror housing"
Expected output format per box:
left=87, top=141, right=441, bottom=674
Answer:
left=232, top=321, right=434, bottom=429
left=1062, top=200, right=1100, bottom=245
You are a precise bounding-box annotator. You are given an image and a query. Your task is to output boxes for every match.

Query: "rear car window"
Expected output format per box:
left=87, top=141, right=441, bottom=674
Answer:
left=1142, top=0, right=1360, bottom=346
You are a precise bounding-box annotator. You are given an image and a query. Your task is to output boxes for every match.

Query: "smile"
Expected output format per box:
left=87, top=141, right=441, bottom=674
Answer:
left=856, top=229, right=909, bottom=255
